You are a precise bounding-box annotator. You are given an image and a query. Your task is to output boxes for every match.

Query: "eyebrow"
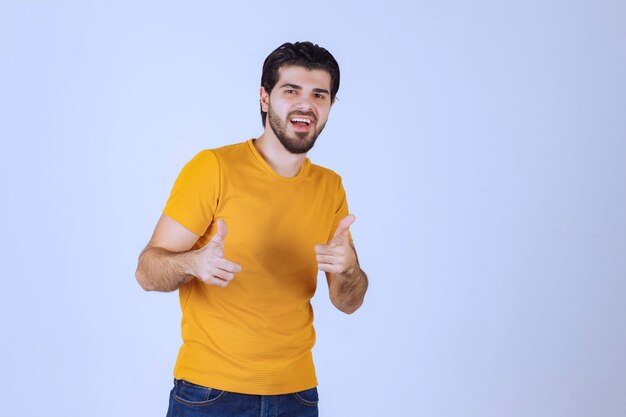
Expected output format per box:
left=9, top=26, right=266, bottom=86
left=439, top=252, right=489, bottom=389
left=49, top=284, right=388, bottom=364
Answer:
left=280, top=83, right=330, bottom=95
left=280, top=83, right=302, bottom=90
left=313, top=88, right=330, bottom=95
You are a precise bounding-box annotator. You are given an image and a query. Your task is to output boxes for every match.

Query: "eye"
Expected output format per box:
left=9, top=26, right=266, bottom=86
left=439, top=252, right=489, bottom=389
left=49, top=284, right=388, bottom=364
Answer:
left=285, top=89, right=297, bottom=94
left=314, top=93, right=327, bottom=100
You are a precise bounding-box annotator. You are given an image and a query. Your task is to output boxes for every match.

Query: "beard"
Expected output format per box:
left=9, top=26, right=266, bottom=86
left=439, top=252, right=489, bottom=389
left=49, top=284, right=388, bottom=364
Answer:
left=267, top=105, right=327, bottom=154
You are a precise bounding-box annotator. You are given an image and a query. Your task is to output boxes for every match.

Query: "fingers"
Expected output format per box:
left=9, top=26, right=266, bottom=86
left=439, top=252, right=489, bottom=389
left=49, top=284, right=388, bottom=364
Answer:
left=198, top=260, right=242, bottom=288
left=317, top=263, right=345, bottom=274
left=210, top=218, right=228, bottom=245
left=207, top=219, right=228, bottom=258
left=316, top=214, right=356, bottom=255
left=315, top=219, right=358, bottom=274
left=316, top=254, right=337, bottom=264
left=314, top=244, right=334, bottom=255
left=197, top=219, right=242, bottom=288
left=199, top=273, right=233, bottom=288
left=315, top=243, right=355, bottom=275
left=215, top=258, right=242, bottom=274
left=316, top=252, right=350, bottom=267
left=314, top=240, right=345, bottom=255
left=333, top=214, right=356, bottom=238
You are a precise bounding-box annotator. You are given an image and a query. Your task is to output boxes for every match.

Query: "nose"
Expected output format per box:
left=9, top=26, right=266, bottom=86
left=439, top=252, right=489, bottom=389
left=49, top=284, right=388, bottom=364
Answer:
left=294, top=96, right=314, bottom=112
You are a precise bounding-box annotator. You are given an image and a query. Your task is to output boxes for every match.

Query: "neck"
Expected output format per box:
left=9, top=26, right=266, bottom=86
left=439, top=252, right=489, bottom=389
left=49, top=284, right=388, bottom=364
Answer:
left=254, top=131, right=307, bottom=177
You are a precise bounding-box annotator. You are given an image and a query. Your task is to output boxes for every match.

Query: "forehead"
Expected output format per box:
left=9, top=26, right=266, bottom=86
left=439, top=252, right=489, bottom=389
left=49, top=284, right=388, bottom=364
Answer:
left=276, top=65, right=332, bottom=90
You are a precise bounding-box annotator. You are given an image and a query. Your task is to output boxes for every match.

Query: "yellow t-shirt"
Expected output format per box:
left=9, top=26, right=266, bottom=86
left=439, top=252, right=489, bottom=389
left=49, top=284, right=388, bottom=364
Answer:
left=163, top=139, right=349, bottom=395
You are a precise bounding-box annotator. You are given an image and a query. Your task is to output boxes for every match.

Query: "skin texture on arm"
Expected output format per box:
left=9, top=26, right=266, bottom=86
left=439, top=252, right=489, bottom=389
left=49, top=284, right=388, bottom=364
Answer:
left=135, top=214, right=242, bottom=292
left=315, top=214, right=369, bottom=314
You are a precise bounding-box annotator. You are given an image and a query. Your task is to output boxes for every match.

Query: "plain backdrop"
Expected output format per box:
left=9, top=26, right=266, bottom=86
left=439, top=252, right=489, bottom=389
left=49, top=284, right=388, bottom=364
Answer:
left=1, top=1, right=625, bottom=416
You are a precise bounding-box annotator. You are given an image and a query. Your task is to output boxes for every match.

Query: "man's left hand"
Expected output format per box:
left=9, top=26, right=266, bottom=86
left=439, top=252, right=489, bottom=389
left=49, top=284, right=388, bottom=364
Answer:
left=315, top=214, right=358, bottom=276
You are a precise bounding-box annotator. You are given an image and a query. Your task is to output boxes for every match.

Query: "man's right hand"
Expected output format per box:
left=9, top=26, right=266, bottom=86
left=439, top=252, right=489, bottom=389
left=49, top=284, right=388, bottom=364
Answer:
left=191, top=219, right=242, bottom=287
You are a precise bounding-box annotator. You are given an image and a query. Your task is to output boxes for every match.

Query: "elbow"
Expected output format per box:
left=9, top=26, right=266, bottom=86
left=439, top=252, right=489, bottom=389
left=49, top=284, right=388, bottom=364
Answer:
left=135, top=267, right=178, bottom=292
left=339, top=307, right=357, bottom=315
left=333, top=298, right=364, bottom=315
left=135, top=249, right=160, bottom=292
left=135, top=267, right=155, bottom=292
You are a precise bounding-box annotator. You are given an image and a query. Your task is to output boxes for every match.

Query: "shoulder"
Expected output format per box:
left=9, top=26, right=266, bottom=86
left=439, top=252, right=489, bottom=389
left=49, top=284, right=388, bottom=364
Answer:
left=190, top=149, right=217, bottom=162
left=308, top=161, right=343, bottom=185
left=210, top=141, right=248, bottom=159
left=178, top=149, right=220, bottom=178
left=309, top=161, right=341, bottom=179
left=185, top=141, right=249, bottom=170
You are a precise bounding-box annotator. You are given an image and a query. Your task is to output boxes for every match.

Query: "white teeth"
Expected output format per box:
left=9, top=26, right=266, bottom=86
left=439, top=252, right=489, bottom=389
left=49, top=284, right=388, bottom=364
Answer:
left=291, top=118, right=310, bottom=125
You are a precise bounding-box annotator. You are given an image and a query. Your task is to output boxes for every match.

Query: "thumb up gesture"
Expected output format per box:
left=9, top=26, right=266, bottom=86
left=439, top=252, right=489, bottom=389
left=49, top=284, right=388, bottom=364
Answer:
left=315, top=214, right=358, bottom=276
left=192, top=219, right=242, bottom=287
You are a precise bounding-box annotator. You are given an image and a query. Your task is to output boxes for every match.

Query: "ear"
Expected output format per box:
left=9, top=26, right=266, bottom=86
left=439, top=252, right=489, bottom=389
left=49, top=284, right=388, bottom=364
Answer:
left=260, top=87, right=270, bottom=112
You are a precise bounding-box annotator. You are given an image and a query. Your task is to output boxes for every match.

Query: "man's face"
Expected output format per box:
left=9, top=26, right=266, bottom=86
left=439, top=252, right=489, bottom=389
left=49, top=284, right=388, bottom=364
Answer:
left=261, top=65, right=333, bottom=154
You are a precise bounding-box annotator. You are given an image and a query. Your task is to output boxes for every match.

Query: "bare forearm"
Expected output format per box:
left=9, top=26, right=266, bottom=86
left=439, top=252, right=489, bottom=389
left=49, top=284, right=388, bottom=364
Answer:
left=135, top=246, right=195, bottom=292
left=329, top=267, right=368, bottom=314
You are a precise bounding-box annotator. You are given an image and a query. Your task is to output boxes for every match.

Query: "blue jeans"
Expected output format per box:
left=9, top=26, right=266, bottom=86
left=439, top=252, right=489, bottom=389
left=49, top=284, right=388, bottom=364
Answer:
left=166, top=379, right=319, bottom=417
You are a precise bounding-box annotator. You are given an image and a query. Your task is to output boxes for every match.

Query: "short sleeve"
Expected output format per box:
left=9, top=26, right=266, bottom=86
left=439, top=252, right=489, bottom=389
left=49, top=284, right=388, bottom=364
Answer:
left=327, top=176, right=352, bottom=242
left=163, top=150, right=220, bottom=236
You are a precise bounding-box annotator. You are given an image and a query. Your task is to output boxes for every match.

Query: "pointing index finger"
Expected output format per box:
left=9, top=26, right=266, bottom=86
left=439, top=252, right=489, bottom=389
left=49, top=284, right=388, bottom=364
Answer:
left=315, top=244, right=335, bottom=255
left=216, top=258, right=242, bottom=273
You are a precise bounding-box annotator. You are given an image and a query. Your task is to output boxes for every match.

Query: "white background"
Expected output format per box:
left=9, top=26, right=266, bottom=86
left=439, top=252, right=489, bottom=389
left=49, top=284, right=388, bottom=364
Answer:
left=1, top=1, right=625, bottom=416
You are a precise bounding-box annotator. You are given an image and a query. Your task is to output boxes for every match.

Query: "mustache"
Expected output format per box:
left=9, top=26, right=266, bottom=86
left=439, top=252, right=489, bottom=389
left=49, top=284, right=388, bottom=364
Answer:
left=288, top=111, right=317, bottom=123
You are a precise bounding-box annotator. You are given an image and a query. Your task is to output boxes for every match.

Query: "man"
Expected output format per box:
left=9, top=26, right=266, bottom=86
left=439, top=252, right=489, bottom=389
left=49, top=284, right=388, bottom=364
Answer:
left=136, top=41, right=368, bottom=417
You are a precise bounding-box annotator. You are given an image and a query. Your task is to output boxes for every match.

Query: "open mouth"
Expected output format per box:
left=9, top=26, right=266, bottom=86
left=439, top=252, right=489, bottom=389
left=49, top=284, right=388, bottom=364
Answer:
left=290, top=117, right=312, bottom=127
